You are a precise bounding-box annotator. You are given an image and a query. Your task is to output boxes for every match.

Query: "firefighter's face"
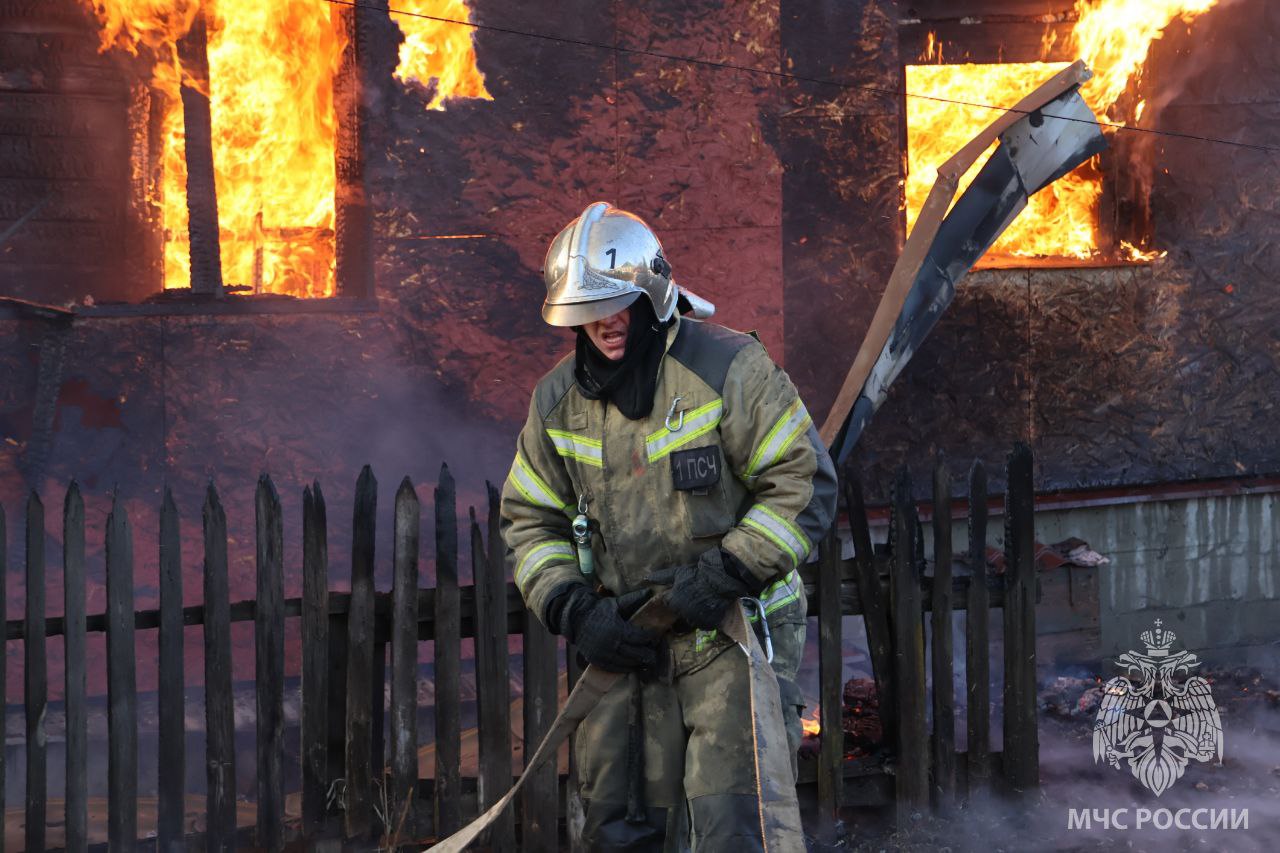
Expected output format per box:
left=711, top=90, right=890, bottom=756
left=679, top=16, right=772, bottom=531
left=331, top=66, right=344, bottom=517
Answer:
left=583, top=307, right=630, bottom=361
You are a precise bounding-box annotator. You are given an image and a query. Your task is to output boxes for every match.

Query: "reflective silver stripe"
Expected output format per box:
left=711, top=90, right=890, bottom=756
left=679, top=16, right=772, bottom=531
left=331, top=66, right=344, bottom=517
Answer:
left=745, top=399, right=812, bottom=477
left=761, top=569, right=801, bottom=615
left=741, top=504, right=811, bottom=566
left=508, top=453, right=568, bottom=511
left=545, top=429, right=603, bottom=468
left=645, top=399, right=723, bottom=462
left=516, top=540, right=576, bottom=588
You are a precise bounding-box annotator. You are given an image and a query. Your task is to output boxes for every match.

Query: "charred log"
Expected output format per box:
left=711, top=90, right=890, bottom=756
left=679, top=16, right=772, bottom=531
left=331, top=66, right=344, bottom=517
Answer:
left=176, top=8, right=223, bottom=296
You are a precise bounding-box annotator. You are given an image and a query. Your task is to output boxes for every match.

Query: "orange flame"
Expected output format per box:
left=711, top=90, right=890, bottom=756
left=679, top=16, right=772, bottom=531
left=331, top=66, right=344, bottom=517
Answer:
left=801, top=708, right=821, bottom=737
left=906, top=61, right=1096, bottom=259
left=906, top=0, right=1218, bottom=261
left=84, top=0, right=490, bottom=295
left=1070, top=0, right=1219, bottom=120
left=393, top=0, right=492, bottom=109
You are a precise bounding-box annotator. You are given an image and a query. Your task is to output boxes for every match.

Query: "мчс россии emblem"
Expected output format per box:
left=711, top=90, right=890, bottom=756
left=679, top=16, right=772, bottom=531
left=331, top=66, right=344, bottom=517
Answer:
left=1093, top=620, right=1224, bottom=796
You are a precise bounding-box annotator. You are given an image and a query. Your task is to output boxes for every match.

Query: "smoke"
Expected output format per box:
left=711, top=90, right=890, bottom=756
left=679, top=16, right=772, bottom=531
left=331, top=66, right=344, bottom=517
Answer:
left=803, top=596, right=1280, bottom=851
left=1110, top=0, right=1252, bottom=234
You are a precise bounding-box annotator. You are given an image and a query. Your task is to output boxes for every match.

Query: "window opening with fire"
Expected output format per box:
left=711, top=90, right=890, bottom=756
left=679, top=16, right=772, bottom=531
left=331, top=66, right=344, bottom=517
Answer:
left=904, top=0, right=1218, bottom=265
left=84, top=0, right=491, bottom=299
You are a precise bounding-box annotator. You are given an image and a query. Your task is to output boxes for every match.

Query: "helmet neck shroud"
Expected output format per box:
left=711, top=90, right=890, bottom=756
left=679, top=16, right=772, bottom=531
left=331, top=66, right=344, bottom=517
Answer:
left=573, top=299, right=673, bottom=421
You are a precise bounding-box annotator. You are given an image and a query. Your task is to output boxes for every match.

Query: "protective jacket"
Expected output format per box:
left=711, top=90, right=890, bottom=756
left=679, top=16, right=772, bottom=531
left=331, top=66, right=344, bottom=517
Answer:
left=501, top=316, right=838, bottom=674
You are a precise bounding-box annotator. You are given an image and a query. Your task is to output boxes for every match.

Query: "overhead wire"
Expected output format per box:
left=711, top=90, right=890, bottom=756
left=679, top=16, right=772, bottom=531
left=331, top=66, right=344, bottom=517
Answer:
left=322, top=0, right=1280, bottom=156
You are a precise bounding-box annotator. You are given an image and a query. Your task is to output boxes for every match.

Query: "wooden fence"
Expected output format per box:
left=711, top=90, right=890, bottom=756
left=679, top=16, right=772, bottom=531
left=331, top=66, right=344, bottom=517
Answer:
left=0, top=445, right=1038, bottom=850
left=809, top=443, right=1040, bottom=842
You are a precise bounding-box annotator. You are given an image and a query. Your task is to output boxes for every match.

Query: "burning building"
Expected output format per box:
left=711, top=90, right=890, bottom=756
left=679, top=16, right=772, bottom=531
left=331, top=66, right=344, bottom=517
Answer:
left=0, top=0, right=1273, bottom=649
left=903, top=0, right=1219, bottom=263
left=0, top=0, right=1278, bottom=840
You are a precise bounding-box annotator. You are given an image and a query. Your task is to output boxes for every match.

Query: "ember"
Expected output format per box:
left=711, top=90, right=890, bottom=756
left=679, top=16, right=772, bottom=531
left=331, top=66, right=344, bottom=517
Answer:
left=801, top=708, right=821, bottom=738
left=83, top=0, right=490, bottom=296
left=906, top=0, right=1220, bottom=261
left=841, top=677, right=884, bottom=755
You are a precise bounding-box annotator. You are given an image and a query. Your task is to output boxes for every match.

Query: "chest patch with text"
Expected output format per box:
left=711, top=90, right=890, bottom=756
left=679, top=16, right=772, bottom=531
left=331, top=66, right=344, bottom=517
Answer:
left=670, top=445, right=722, bottom=491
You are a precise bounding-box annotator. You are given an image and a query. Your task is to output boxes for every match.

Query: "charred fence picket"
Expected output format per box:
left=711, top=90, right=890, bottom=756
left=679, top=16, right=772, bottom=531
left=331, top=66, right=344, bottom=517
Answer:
left=0, top=447, right=1037, bottom=849
left=809, top=444, right=1040, bottom=842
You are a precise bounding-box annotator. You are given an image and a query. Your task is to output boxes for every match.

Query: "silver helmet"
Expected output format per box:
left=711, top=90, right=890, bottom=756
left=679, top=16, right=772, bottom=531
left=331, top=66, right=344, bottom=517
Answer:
left=541, top=202, right=678, bottom=327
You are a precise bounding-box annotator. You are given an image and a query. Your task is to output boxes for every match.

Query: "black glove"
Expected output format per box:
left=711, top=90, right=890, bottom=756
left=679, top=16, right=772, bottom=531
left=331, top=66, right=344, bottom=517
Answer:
left=546, top=584, right=658, bottom=673
left=646, top=548, right=761, bottom=630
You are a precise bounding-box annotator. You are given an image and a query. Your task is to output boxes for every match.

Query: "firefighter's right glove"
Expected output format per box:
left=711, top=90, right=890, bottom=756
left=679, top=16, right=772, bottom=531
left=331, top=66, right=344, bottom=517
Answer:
left=646, top=547, right=760, bottom=631
left=547, top=585, right=658, bottom=673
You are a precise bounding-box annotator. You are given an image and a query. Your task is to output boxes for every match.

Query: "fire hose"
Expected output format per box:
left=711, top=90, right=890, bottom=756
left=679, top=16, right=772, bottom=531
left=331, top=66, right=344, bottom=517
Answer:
left=426, top=595, right=802, bottom=851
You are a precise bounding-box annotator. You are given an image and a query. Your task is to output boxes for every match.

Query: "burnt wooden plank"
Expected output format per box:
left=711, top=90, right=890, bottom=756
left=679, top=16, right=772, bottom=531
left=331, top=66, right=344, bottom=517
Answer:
left=0, top=504, right=5, bottom=851
left=332, top=0, right=375, bottom=298
left=1002, top=444, right=1039, bottom=792
left=390, top=477, right=421, bottom=841
left=904, top=0, right=1075, bottom=20
left=487, top=483, right=516, bottom=847
left=326, top=606, right=348, bottom=836
left=433, top=465, right=462, bottom=837
left=3, top=580, right=520, bottom=641
left=76, top=296, right=378, bottom=319
left=890, top=468, right=928, bottom=823
left=372, top=639, right=387, bottom=787
left=63, top=483, right=87, bottom=852
left=899, top=20, right=1076, bottom=65
left=136, top=85, right=167, bottom=293
left=106, top=494, right=138, bottom=848
left=2, top=555, right=1010, bottom=642
left=843, top=469, right=896, bottom=748
left=474, top=487, right=514, bottom=848
left=158, top=487, right=185, bottom=851
left=965, top=461, right=991, bottom=791
left=301, top=482, right=330, bottom=836
left=255, top=476, right=286, bottom=848
left=566, top=644, right=586, bottom=853
left=930, top=459, right=955, bottom=809
left=521, top=593, right=559, bottom=851
left=345, top=465, right=378, bottom=839
left=203, top=484, right=236, bottom=851
left=175, top=7, right=223, bottom=293
left=24, top=492, right=46, bottom=852
left=816, top=525, right=844, bottom=841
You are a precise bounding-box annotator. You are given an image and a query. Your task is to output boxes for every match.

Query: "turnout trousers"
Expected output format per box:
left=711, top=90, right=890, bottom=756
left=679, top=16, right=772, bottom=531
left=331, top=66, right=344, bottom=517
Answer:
left=574, top=623, right=805, bottom=853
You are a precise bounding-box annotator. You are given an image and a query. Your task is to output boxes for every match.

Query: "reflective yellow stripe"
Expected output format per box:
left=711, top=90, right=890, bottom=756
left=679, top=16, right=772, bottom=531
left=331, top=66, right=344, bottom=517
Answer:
left=761, top=569, right=801, bottom=615
left=507, top=453, right=569, bottom=511
left=743, top=516, right=799, bottom=566
left=645, top=399, right=723, bottom=462
left=516, top=540, right=576, bottom=588
left=745, top=399, right=812, bottom=477
left=756, top=505, right=809, bottom=554
left=742, top=504, right=810, bottom=567
left=545, top=429, right=603, bottom=468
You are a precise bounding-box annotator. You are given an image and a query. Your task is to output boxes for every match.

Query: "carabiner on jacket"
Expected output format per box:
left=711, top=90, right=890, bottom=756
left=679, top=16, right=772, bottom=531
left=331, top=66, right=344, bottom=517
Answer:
left=664, top=395, right=685, bottom=431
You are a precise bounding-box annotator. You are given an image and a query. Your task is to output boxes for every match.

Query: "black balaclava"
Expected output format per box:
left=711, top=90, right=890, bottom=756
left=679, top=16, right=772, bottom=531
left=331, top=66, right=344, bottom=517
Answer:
left=574, top=297, right=673, bottom=420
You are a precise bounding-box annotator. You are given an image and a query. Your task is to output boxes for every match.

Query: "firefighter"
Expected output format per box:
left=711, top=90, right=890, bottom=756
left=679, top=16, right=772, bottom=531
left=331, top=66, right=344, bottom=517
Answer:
left=500, top=202, right=837, bottom=852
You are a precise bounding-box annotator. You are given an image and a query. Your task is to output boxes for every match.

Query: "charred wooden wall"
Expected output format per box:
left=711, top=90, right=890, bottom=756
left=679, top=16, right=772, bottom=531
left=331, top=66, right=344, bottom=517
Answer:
left=0, top=0, right=159, bottom=304
left=856, top=0, right=1280, bottom=499
left=373, top=0, right=791, bottom=426
left=0, top=0, right=1278, bottom=665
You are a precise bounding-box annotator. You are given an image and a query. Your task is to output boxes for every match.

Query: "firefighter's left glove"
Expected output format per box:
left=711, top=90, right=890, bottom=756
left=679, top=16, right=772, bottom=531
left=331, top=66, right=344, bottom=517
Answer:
left=647, top=548, right=762, bottom=631
left=548, top=584, right=658, bottom=673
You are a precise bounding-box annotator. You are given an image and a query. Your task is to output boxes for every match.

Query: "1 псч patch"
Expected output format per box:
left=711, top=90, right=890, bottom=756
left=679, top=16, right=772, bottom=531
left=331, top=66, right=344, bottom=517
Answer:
left=671, top=445, right=721, bottom=492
